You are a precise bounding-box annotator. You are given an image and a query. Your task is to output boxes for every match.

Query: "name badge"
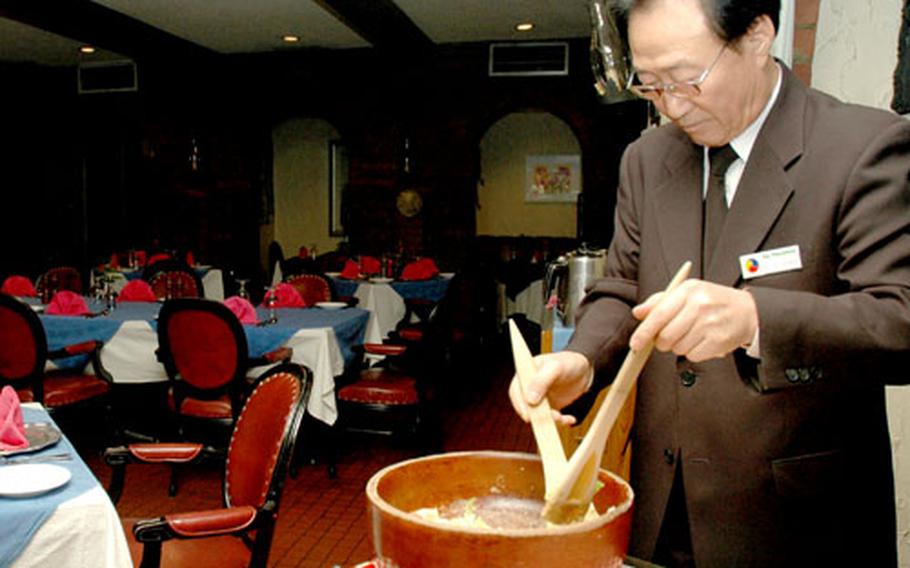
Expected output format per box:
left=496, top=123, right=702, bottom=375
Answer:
left=739, top=245, right=802, bottom=280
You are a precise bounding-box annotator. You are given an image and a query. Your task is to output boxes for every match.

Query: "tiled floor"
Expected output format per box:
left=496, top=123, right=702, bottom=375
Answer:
left=78, top=342, right=534, bottom=568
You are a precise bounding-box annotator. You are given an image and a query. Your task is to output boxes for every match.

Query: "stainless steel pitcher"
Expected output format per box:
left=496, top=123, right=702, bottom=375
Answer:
left=545, top=244, right=607, bottom=326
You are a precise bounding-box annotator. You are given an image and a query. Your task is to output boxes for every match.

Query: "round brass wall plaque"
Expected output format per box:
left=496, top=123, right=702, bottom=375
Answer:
left=396, top=189, right=423, bottom=217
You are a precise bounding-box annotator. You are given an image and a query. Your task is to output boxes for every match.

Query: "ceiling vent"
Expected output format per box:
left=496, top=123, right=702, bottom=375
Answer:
left=488, top=42, right=569, bottom=77
left=77, top=60, right=138, bottom=94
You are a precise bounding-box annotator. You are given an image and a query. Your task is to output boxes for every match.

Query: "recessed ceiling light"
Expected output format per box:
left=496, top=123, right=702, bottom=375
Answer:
left=79, top=45, right=96, bottom=54
left=515, top=22, right=534, bottom=32
left=282, top=35, right=300, bottom=43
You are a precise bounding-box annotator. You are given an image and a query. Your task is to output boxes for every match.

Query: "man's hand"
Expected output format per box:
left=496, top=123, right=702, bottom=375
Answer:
left=629, top=279, right=758, bottom=362
left=508, top=350, right=593, bottom=427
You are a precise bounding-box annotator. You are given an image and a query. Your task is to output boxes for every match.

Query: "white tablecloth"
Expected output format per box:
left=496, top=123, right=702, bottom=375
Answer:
left=13, top=486, right=132, bottom=568
left=497, top=279, right=544, bottom=325
left=352, top=282, right=406, bottom=339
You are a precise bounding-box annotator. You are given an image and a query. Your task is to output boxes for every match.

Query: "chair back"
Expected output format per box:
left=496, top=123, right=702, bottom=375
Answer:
left=224, top=364, right=311, bottom=564
left=36, top=266, right=82, bottom=297
left=0, top=293, right=46, bottom=400
left=143, top=259, right=203, bottom=299
left=284, top=274, right=331, bottom=306
left=157, top=298, right=248, bottom=411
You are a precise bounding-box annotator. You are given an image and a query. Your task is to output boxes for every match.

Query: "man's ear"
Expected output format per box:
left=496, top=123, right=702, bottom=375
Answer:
left=744, top=14, right=776, bottom=57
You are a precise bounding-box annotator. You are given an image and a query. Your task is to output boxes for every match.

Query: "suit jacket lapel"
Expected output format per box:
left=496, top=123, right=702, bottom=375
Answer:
left=654, top=136, right=705, bottom=280
left=705, top=65, right=806, bottom=286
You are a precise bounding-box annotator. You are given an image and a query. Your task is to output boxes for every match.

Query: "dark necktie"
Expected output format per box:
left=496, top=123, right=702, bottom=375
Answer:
left=702, top=144, right=738, bottom=271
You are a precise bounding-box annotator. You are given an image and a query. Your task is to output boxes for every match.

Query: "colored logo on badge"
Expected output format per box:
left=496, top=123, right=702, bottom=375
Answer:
left=745, top=258, right=760, bottom=273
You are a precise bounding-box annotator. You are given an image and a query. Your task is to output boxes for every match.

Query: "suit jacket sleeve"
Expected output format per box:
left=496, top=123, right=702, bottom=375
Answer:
left=749, top=118, right=910, bottom=390
left=565, top=143, right=643, bottom=389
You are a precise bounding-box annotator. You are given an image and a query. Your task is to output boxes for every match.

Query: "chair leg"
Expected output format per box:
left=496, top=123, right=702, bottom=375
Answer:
left=107, top=463, right=126, bottom=505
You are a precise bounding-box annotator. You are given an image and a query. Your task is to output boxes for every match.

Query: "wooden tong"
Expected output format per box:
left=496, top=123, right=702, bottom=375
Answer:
left=541, top=261, right=692, bottom=523
left=508, top=319, right=567, bottom=499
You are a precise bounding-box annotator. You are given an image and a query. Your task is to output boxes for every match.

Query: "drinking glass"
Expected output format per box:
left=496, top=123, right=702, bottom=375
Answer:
left=236, top=278, right=250, bottom=300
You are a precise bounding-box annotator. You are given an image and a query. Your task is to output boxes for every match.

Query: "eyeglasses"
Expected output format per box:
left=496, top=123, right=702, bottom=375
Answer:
left=627, top=43, right=727, bottom=101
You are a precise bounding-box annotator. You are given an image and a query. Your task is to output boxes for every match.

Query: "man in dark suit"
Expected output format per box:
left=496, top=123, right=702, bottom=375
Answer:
left=510, top=0, right=910, bottom=566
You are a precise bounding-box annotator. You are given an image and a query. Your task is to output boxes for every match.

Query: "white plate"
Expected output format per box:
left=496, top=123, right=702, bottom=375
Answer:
left=325, top=272, right=341, bottom=278
left=0, top=464, right=71, bottom=498
left=369, top=277, right=394, bottom=284
left=315, top=301, right=347, bottom=310
left=195, top=264, right=212, bottom=271
left=30, top=304, right=45, bottom=313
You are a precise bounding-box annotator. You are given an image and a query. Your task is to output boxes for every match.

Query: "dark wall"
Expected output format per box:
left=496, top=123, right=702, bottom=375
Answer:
left=0, top=40, right=646, bottom=281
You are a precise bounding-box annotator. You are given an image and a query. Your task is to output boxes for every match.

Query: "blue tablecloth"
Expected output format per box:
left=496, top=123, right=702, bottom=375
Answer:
left=0, top=407, right=98, bottom=567
left=331, top=277, right=451, bottom=302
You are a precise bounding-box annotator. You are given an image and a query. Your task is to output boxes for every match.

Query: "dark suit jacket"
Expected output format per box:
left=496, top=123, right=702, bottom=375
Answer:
left=568, top=65, right=910, bottom=567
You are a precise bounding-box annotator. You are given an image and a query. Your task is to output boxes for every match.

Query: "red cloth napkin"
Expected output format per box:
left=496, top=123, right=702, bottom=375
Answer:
left=1, top=275, right=37, bottom=297
left=340, top=259, right=361, bottom=280
left=109, top=253, right=120, bottom=269
left=147, top=253, right=171, bottom=266
left=46, top=290, right=90, bottom=316
left=262, top=283, right=306, bottom=308
left=185, top=251, right=195, bottom=267
left=400, top=258, right=439, bottom=281
left=135, top=250, right=147, bottom=267
left=224, top=296, right=259, bottom=324
left=360, top=256, right=381, bottom=275
left=119, top=279, right=156, bottom=302
left=0, top=386, right=28, bottom=451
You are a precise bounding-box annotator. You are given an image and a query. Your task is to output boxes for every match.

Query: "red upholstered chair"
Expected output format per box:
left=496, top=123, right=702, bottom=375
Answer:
left=0, top=292, right=112, bottom=417
left=104, top=363, right=312, bottom=568
left=144, top=259, right=204, bottom=300
left=335, top=343, right=437, bottom=450
left=283, top=273, right=331, bottom=306
left=156, top=298, right=292, bottom=493
left=35, top=266, right=82, bottom=298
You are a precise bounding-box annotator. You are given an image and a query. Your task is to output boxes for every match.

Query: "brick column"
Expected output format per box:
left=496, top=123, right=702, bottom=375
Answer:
left=793, top=0, right=821, bottom=85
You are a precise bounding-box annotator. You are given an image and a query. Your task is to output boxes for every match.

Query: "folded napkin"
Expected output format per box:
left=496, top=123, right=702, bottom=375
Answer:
left=109, top=253, right=120, bottom=269
left=147, top=252, right=171, bottom=266
left=263, top=283, right=306, bottom=308
left=224, top=296, right=259, bottom=324
left=360, top=256, right=381, bottom=275
left=185, top=251, right=195, bottom=267
left=400, top=258, right=440, bottom=281
left=119, top=279, right=156, bottom=302
left=46, top=290, right=90, bottom=316
left=0, top=386, right=28, bottom=451
left=134, top=250, right=147, bottom=267
left=1, top=275, right=37, bottom=297
left=340, top=259, right=361, bottom=280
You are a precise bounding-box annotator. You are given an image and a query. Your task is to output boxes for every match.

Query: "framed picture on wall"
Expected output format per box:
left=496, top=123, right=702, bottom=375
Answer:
left=525, top=155, right=581, bottom=202
left=329, top=140, right=348, bottom=236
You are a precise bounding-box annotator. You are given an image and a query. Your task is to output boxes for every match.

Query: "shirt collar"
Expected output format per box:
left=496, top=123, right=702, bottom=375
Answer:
left=728, top=63, right=783, bottom=162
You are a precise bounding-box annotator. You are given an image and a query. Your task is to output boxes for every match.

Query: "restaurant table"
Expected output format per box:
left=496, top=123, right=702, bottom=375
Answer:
left=328, top=275, right=453, bottom=339
left=37, top=298, right=380, bottom=426
left=271, top=262, right=453, bottom=339
left=3, top=403, right=131, bottom=568
left=93, top=266, right=225, bottom=301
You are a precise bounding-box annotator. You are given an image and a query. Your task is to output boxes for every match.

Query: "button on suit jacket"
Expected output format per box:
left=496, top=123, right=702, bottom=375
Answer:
left=569, top=65, right=910, bottom=567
